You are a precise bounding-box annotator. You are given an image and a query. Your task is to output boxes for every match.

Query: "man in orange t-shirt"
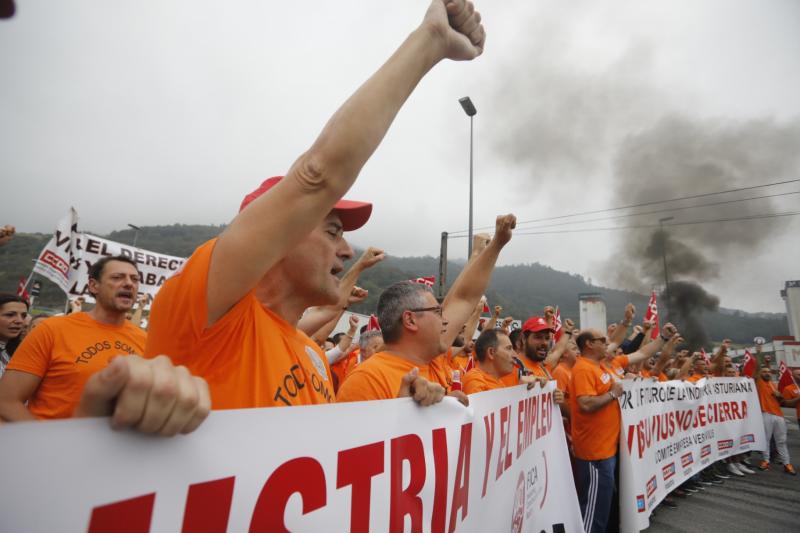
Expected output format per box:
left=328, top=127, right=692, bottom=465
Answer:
left=0, top=256, right=146, bottom=420
left=780, top=369, right=800, bottom=429
left=552, top=336, right=577, bottom=393
left=0, top=257, right=209, bottom=435
left=144, top=3, right=487, bottom=409
left=754, top=361, right=795, bottom=474
left=569, top=323, right=678, bottom=533
left=337, top=216, right=516, bottom=405
left=463, top=329, right=518, bottom=394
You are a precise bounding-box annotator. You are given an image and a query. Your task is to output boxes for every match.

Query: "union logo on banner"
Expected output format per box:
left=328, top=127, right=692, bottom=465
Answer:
left=646, top=476, right=657, bottom=498
left=681, top=452, right=694, bottom=468
left=700, top=444, right=711, bottom=458
left=718, top=439, right=733, bottom=451
left=662, top=462, right=676, bottom=481
left=740, top=434, right=755, bottom=445
left=636, top=495, right=646, bottom=513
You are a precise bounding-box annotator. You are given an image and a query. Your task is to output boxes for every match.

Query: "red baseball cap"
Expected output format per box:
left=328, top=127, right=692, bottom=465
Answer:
left=522, top=316, right=554, bottom=334
left=239, top=176, right=373, bottom=231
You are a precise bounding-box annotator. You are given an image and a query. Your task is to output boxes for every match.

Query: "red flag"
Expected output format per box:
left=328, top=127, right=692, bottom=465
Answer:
left=16, top=277, right=29, bottom=302
left=553, top=307, right=564, bottom=342
left=482, top=298, right=490, bottom=314
left=410, top=276, right=435, bottom=288
left=644, top=290, right=660, bottom=340
left=742, top=350, right=756, bottom=378
left=778, top=361, right=797, bottom=391
left=367, top=314, right=381, bottom=332
left=464, top=357, right=475, bottom=372
left=701, top=348, right=711, bottom=365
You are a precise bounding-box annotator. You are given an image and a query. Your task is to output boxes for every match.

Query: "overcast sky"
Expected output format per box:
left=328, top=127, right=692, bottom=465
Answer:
left=2, top=0, right=799, bottom=313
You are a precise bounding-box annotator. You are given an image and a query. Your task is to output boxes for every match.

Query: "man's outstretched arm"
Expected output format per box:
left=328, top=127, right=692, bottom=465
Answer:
left=207, top=0, right=485, bottom=325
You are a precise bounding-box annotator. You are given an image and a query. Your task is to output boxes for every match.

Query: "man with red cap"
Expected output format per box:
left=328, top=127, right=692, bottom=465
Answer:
left=517, top=315, right=565, bottom=379
left=145, top=0, right=486, bottom=409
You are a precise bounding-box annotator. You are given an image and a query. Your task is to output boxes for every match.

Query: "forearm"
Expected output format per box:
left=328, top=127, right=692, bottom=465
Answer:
left=336, top=329, right=357, bottom=353
left=578, top=392, right=617, bottom=413
left=0, top=400, right=37, bottom=422
left=298, top=307, right=339, bottom=336
left=545, top=333, right=569, bottom=369
left=129, top=305, right=144, bottom=327
left=312, top=315, right=341, bottom=345
left=628, top=336, right=666, bottom=365
left=441, top=240, right=504, bottom=346
left=463, top=305, right=484, bottom=343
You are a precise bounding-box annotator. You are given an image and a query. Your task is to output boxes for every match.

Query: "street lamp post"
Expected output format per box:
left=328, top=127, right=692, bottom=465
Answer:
left=458, top=96, right=477, bottom=258
left=128, top=223, right=141, bottom=247
left=658, top=216, right=674, bottom=317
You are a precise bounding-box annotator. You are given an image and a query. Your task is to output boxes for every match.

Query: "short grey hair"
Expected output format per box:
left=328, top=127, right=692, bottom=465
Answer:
left=359, top=330, right=383, bottom=350
left=377, top=281, right=431, bottom=343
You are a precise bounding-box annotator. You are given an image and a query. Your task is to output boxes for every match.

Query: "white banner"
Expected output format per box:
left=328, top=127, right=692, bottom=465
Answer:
left=0, top=382, right=583, bottom=533
left=32, top=209, right=185, bottom=304
left=618, top=378, right=766, bottom=533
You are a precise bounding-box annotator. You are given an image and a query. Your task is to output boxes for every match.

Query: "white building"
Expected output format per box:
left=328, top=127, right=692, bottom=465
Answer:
left=781, top=280, right=800, bottom=341
left=579, top=293, right=607, bottom=332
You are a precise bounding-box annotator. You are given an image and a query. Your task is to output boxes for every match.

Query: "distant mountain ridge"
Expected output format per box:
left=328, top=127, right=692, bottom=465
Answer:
left=0, top=224, right=788, bottom=344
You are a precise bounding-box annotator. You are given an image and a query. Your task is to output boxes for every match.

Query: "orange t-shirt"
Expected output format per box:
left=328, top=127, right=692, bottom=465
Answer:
left=687, top=373, right=705, bottom=383
left=552, top=362, right=572, bottom=392
left=336, top=351, right=451, bottom=402
left=331, top=350, right=359, bottom=391
left=782, top=384, right=799, bottom=419
left=6, top=312, right=146, bottom=419
left=144, top=239, right=334, bottom=409
left=569, top=356, right=620, bottom=461
left=756, top=379, right=783, bottom=416
left=463, top=366, right=510, bottom=394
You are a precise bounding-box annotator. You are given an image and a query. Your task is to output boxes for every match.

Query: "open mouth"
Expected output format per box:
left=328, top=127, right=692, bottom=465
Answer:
left=117, top=291, right=134, bottom=302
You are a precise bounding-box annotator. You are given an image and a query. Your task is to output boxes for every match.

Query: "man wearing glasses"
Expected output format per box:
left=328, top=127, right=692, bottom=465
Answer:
left=336, top=215, right=515, bottom=405
left=569, top=323, right=678, bottom=533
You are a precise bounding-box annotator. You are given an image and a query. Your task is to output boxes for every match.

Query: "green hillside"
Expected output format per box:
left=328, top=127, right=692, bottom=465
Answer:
left=0, top=224, right=789, bottom=344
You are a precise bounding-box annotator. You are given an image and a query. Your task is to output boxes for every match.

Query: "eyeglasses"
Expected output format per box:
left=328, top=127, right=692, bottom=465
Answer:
left=590, top=337, right=607, bottom=343
left=408, top=305, right=443, bottom=317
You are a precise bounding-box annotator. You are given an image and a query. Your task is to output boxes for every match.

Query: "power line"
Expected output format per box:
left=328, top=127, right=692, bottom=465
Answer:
left=448, top=177, right=800, bottom=234
left=502, top=190, right=800, bottom=230
left=446, top=210, right=800, bottom=238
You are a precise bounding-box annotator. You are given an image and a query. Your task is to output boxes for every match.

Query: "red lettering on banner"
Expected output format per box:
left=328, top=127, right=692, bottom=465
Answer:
left=517, top=399, right=525, bottom=459
left=337, top=441, right=385, bottom=533
left=496, top=405, right=512, bottom=480
left=87, top=493, right=155, bottom=533
left=430, top=429, right=448, bottom=533
left=181, top=477, right=235, bottom=533
left=448, top=423, right=472, bottom=533
left=389, top=434, right=426, bottom=533
left=249, top=457, right=327, bottom=532
left=482, top=413, right=495, bottom=498
left=741, top=401, right=747, bottom=418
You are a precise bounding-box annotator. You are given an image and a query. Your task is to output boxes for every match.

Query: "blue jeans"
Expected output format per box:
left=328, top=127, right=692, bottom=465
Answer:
left=575, top=456, right=617, bottom=533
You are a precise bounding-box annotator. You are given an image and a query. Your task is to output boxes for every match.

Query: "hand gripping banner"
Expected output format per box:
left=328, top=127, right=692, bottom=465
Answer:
left=618, top=378, right=766, bottom=533
left=0, top=382, right=583, bottom=533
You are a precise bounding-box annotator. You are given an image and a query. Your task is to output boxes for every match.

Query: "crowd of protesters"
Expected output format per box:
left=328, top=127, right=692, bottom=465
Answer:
left=1, top=2, right=798, bottom=532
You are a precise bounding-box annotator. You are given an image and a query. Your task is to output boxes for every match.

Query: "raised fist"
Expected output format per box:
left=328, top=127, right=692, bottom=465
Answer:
left=492, top=214, right=516, bottom=246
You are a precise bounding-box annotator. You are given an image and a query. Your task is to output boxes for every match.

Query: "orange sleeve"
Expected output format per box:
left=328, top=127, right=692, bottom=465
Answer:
left=336, top=365, right=394, bottom=402
left=5, top=320, right=55, bottom=378
left=613, top=355, right=630, bottom=369
left=145, top=240, right=215, bottom=358
left=783, top=386, right=798, bottom=400
left=572, top=367, right=598, bottom=398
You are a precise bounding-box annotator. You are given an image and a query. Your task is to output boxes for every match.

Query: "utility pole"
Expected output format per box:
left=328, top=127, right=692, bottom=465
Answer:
left=437, top=232, right=448, bottom=301
left=458, top=96, right=477, bottom=258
